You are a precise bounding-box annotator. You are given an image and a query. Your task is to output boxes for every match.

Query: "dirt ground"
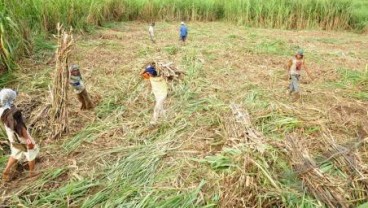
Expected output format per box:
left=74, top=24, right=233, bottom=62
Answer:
left=1, top=22, right=367, bottom=207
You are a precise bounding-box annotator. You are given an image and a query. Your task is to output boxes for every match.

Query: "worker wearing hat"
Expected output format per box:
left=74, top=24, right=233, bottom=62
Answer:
left=179, top=22, right=188, bottom=45
left=286, top=49, right=313, bottom=100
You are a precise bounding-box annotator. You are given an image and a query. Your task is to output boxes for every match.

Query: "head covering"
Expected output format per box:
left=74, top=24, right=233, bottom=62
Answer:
left=297, top=49, right=304, bottom=56
left=144, top=63, right=158, bottom=77
left=69, top=64, right=82, bottom=78
left=69, top=64, right=80, bottom=71
left=0, top=88, right=17, bottom=109
left=181, top=22, right=185, bottom=25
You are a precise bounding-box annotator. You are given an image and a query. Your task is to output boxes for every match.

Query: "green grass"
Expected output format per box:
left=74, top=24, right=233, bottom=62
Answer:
left=164, top=45, right=180, bottom=55
left=34, top=35, right=57, bottom=53
left=0, top=10, right=27, bottom=71
left=0, top=72, right=16, bottom=88
left=60, top=121, right=206, bottom=207
left=1, top=0, right=367, bottom=71
left=255, top=39, right=290, bottom=55
left=352, top=0, right=368, bottom=30
left=338, top=67, right=368, bottom=85
left=324, top=67, right=368, bottom=100
left=201, top=148, right=241, bottom=171
left=257, top=112, right=301, bottom=135
left=352, top=92, right=368, bottom=100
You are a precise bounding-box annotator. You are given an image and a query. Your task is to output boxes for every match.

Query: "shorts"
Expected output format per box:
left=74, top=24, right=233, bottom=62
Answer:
left=289, top=74, right=300, bottom=93
left=180, top=36, right=187, bottom=41
left=11, top=144, right=39, bottom=161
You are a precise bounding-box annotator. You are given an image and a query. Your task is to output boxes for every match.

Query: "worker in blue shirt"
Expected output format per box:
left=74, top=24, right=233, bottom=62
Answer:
left=179, top=22, right=188, bottom=45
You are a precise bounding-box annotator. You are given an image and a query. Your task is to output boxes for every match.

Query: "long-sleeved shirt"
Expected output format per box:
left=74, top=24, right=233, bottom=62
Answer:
left=180, top=25, right=188, bottom=37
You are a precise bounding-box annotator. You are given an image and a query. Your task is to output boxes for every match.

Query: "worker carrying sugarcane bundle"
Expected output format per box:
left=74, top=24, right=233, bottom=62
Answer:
left=141, top=62, right=168, bottom=126
left=69, top=64, right=93, bottom=110
left=286, top=49, right=313, bottom=101
left=0, top=89, right=39, bottom=182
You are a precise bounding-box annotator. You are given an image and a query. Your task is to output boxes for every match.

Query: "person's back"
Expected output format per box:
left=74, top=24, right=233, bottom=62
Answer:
left=179, top=22, right=188, bottom=44
left=141, top=62, right=168, bottom=126
left=180, top=25, right=187, bottom=37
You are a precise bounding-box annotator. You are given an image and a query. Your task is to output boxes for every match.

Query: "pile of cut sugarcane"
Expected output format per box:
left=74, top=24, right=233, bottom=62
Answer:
left=219, top=104, right=280, bottom=207
left=285, top=135, right=349, bottom=208
left=156, top=61, right=185, bottom=82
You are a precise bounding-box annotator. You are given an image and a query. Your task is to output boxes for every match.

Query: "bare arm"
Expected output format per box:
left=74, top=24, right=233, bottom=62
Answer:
left=140, top=68, right=146, bottom=75
left=286, top=60, right=292, bottom=71
left=22, top=127, right=34, bottom=149
left=286, top=60, right=292, bottom=79
left=303, top=61, right=313, bottom=80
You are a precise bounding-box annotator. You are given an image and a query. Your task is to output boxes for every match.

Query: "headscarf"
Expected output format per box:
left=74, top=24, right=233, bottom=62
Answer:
left=0, top=88, right=17, bottom=110
left=70, top=64, right=80, bottom=70
left=0, top=89, right=27, bottom=138
left=69, top=64, right=81, bottom=77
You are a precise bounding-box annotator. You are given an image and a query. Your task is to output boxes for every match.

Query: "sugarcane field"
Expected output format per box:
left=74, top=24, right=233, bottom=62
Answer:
left=0, top=0, right=368, bottom=207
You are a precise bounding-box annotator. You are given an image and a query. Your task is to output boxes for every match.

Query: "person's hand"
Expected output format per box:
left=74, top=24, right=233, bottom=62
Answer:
left=27, top=143, right=34, bottom=150
left=26, top=138, right=34, bottom=150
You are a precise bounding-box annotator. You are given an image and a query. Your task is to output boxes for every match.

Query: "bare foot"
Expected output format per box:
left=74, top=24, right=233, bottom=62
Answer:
left=28, top=171, right=39, bottom=179
left=292, top=93, right=301, bottom=102
left=2, top=172, right=11, bottom=183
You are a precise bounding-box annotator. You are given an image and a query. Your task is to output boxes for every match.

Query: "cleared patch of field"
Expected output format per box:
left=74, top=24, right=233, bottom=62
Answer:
left=1, top=22, right=367, bottom=207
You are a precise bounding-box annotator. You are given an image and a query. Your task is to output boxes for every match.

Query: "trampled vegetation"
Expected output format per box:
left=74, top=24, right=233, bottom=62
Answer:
left=0, top=1, right=368, bottom=207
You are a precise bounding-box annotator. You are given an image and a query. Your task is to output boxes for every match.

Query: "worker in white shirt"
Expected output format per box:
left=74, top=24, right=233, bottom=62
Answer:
left=148, top=22, right=156, bottom=43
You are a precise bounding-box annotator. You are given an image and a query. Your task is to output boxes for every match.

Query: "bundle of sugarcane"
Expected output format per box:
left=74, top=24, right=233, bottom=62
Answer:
left=219, top=104, right=281, bottom=207
left=225, top=103, right=267, bottom=153
left=50, top=23, right=74, bottom=140
left=319, top=134, right=368, bottom=204
left=156, top=61, right=185, bottom=82
left=285, top=135, right=349, bottom=208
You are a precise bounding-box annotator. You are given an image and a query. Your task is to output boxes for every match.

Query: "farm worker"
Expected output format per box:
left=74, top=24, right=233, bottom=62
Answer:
left=0, top=89, right=39, bottom=182
left=148, top=22, right=155, bottom=43
left=69, top=64, right=93, bottom=110
left=141, top=62, right=168, bottom=125
left=286, top=49, right=313, bottom=100
left=179, top=22, right=188, bottom=44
